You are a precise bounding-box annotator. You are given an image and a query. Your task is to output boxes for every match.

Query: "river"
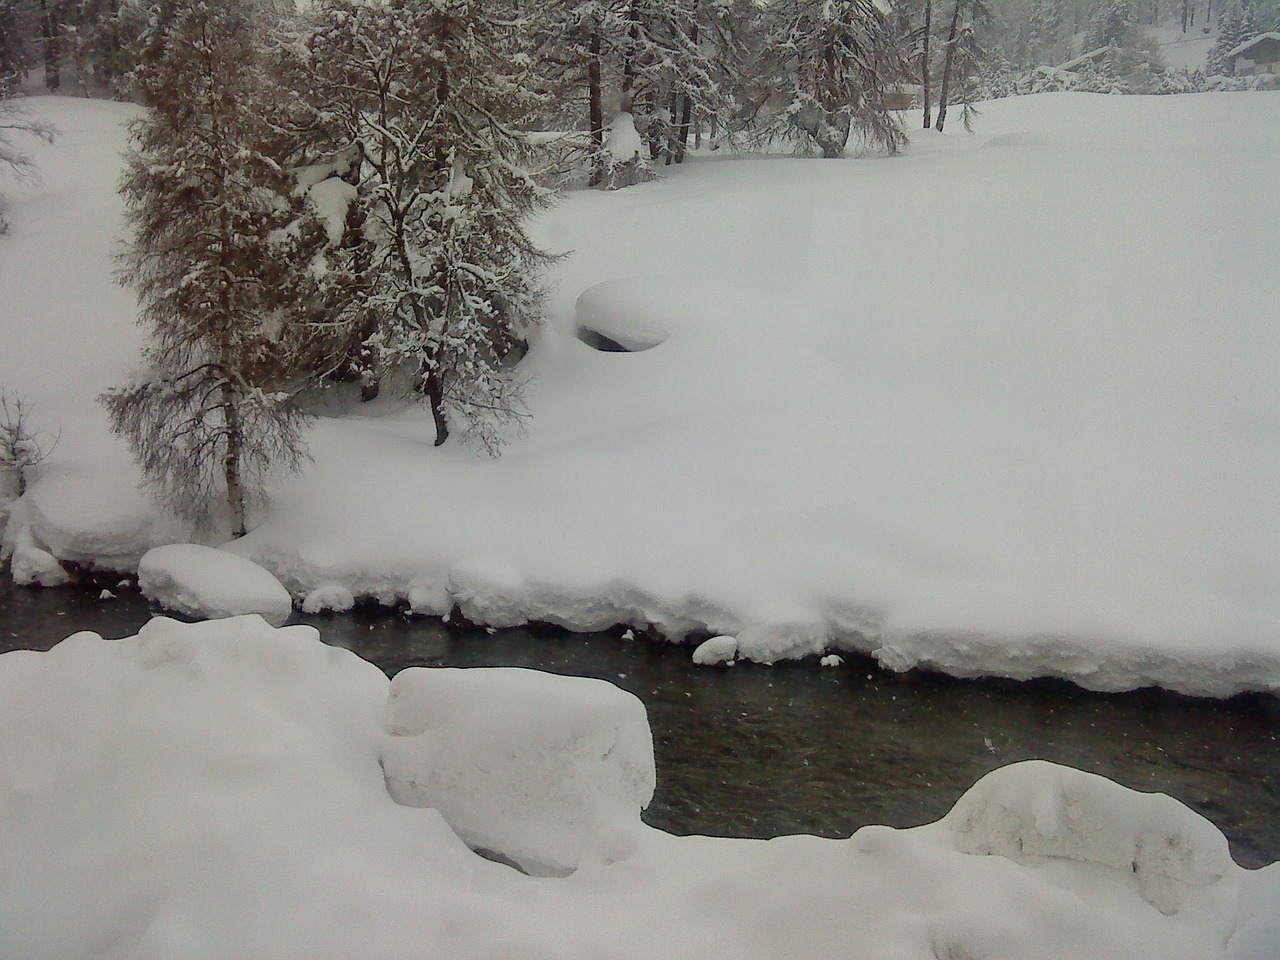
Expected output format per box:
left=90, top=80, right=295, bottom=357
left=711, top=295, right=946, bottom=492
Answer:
left=3, top=579, right=1277, bottom=868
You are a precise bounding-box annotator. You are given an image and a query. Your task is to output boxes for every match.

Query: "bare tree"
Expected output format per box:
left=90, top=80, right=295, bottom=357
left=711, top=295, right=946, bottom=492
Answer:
left=0, top=388, right=59, bottom=499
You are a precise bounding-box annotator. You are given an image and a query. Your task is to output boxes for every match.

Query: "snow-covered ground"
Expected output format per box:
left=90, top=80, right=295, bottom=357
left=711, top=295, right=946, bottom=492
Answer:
left=0, top=615, right=1274, bottom=959
left=1149, top=22, right=1218, bottom=72
left=2, top=93, right=1278, bottom=695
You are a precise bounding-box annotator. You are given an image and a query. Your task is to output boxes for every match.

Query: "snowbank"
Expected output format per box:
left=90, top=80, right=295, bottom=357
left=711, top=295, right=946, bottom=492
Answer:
left=383, top=666, right=655, bottom=875
left=0, top=616, right=1273, bottom=959
left=138, top=543, right=293, bottom=626
left=3, top=94, right=1280, bottom=696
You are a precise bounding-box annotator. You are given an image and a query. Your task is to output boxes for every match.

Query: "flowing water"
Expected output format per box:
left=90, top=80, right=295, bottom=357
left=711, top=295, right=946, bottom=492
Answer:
left=3, top=579, right=1277, bottom=868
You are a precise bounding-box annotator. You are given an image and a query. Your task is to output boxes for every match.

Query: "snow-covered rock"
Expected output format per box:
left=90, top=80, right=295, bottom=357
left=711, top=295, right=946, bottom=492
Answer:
left=575, top=278, right=670, bottom=352
left=939, top=760, right=1237, bottom=919
left=382, top=666, right=655, bottom=875
left=138, top=543, right=293, bottom=626
left=5, top=520, right=70, bottom=586
left=692, top=635, right=738, bottom=666
left=301, top=583, right=355, bottom=614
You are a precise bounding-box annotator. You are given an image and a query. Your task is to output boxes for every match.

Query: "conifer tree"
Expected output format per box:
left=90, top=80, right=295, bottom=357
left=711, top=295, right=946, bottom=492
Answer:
left=303, top=0, right=555, bottom=449
left=102, top=0, right=323, bottom=536
left=747, top=0, right=909, bottom=158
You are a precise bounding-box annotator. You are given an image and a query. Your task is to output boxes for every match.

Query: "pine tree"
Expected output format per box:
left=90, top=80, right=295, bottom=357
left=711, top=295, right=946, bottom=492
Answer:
left=935, top=0, right=988, bottom=133
left=747, top=0, right=909, bottom=158
left=102, top=0, right=323, bottom=536
left=529, top=0, right=741, bottom=180
left=1086, top=0, right=1132, bottom=48
left=1208, top=1, right=1258, bottom=73
left=302, top=0, right=555, bottom=449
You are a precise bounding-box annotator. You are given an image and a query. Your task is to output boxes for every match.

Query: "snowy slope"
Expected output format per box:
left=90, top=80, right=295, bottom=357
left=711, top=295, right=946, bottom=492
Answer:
left=0, top=616, right=1273, bottom=960
left=2, top=93, right=1279, bottom=695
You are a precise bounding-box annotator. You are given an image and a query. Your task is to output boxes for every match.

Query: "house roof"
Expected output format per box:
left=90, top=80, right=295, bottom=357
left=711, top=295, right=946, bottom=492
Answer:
left=1227, top=33, right=1280, bottom=59
left=1057, top=46, right=1116, bottom=71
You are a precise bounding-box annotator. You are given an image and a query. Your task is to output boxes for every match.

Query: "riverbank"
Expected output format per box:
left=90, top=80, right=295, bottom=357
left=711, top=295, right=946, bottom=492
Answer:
left=1, top=611, right=1276, bottom=958
left=2, top=92, right=1278, bottom=697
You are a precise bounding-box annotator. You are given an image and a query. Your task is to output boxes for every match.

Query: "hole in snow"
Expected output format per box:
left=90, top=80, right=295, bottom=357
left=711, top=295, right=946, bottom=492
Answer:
left=574, top=325, right=663, bottom=353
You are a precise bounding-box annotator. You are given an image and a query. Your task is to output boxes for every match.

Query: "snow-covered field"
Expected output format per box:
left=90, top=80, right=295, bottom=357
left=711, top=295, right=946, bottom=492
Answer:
left=2, top=92, right=1278, bottom=695
left=0, top=615, right=1275, bottom=959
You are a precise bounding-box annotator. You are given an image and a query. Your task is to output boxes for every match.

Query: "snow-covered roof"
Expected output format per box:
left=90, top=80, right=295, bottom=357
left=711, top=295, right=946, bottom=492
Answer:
left=1227, top=32, right=1280, bottom=60
left=1057, top=46, right=1115, bottom=71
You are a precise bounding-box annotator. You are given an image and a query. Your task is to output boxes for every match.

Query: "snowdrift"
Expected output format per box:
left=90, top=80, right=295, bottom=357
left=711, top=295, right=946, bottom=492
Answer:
left=0, top=616, right=1274, bottom=960
left=2, top=93, right=1278, bottom=695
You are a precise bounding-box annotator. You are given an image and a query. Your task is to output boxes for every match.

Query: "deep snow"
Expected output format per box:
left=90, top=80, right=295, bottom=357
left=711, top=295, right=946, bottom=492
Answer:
left=0, top=615, right=1274, bottom=959
left=1, top=93, right=1278, bottom=695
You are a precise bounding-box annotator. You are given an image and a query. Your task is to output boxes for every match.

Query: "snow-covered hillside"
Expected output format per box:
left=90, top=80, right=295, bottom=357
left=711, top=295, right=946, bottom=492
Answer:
left=2, top=93, right=1278, bottom=695
left=0, top=615, right=1274, bottom=959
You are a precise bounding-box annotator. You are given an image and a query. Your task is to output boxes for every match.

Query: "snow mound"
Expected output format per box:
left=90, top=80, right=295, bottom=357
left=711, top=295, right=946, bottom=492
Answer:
left=301, top=582, right=355, bottom=614
left=4, top=518, right=70, bottom=586
left=941, top=760, right=1236, bottom=919
left=139, top=543, right=294, bottom=626
left=0, top=616, right=1270, bottom=959
left=574, top=278, right=671, bottom=352
left=382, top=666, right=655, bottom=875
left=692, top=635, right=738, bottom=666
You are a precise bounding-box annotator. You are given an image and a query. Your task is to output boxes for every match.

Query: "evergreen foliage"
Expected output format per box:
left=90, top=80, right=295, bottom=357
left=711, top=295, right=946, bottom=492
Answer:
left=746, top=0, right=909, bottom=158
left=301, top=0, right=556, bottom=449
left=102, top=0, right=323, bottom=536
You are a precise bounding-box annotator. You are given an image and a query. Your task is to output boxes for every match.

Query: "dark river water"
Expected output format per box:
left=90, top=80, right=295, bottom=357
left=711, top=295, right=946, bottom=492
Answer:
left=2, top=580, right=1277, bottom=869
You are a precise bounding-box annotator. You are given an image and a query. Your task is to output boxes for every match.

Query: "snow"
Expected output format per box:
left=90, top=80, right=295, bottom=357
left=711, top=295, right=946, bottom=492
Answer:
left=301, top=582, right=356, bottom=613
left=3, top=93, right=1280, bottom=696
left=383, top=665, right=655, bottom=876
left=138, top=543, right=293, bottom=626
left=606, top=110, right=644, bottom=163
left=0, top=616, right=1274, bottom=959
left=937, top=760, right=1236, bottom=918
left=692, top=634, right=738, bottom=665
left=1147, top=23, right=1218, bottom=72
left=821, top=654, right=843, bottom=668
left=1229, top=32, right=1280, bottom=58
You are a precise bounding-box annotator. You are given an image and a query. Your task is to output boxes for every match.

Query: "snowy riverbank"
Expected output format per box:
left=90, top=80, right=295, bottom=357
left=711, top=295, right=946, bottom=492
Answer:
left=2, top=92, right=1278, bottom=696
left=0, top=614, right=1275, bottom=959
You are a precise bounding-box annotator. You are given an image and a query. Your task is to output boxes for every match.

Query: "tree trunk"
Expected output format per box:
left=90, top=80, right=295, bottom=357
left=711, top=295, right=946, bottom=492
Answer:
left=1181, top=0, right=1189, bottom=32
left=674, top=16, right=699, bottom=163
left=222, top=378, right=246, bottom=538
left=40, top=0, right=61, bottom=92
left=588, top=32, right=604, bottom=187
left=622, top=1, right=639, bottom=94
left=923, top=0, right=933, bottom=129
left=935, top=1, right=962, bottom=133
left=424, top=368, right=448, bottom=446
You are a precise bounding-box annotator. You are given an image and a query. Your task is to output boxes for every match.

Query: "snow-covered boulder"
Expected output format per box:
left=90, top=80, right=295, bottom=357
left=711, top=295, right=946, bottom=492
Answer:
left=138, top=543, right=293, bottom=626
left=575, top=279, right=670, bottom=352
left=692, top=635, right=738, bottom=666
left=301, top=583, right=355, bottom=614
left=381, top=666, right=656, bottom=876
left=940, top=759, right=1237, bottom=919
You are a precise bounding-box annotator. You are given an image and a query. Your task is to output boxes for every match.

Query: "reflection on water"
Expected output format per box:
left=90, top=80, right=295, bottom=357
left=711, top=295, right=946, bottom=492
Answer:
left=3, top=580, right=1277, bottom=868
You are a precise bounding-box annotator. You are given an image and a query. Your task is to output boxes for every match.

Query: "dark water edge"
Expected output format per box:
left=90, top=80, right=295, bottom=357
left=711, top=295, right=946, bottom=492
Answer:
left=2, top=578, right=1277, bottom=869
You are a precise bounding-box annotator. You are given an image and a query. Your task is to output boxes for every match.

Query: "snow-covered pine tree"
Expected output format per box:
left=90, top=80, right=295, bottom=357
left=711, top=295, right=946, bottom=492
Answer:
left=303, top=0, right=555, bottom=449
left=1208, top=1, right=1257, bottom=73
left=1086, top=0, right=1132, bottom=48
left=530, top=0, right=741, bottom=179
left=102, top=0, right=325, bottom=537
left=935, top=0, right=988, bottom=133
left=1, top=6, right=54, bottom=234
left=0, top=2, right=38, bottom=92
left=747, top=0, right=909, bottom=158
